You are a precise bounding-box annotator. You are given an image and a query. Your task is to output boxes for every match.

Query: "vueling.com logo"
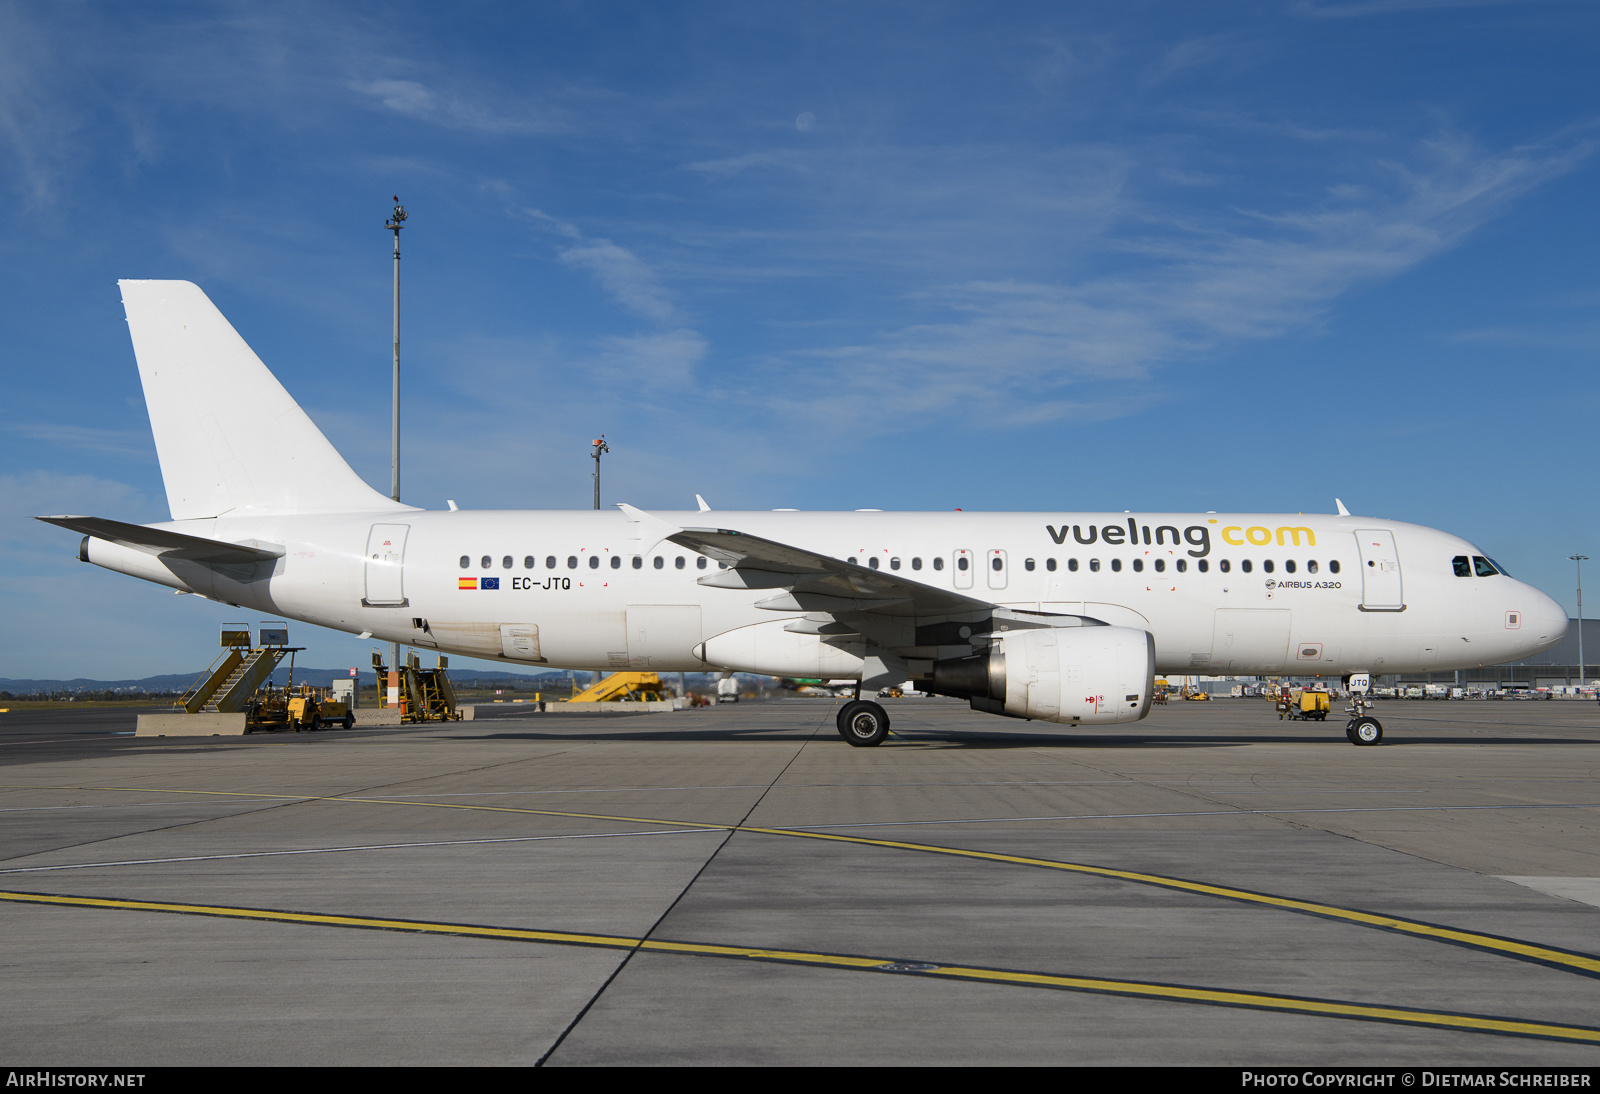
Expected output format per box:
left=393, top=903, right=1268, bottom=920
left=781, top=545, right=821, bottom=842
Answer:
left=1221, top=525, right=1316, bottom=547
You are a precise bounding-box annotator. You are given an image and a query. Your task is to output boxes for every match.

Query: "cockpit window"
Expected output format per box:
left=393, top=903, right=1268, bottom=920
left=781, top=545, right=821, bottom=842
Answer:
left=1453, top=556, right=1472, bottom=577
left=1489, top=558, right=1510, bottom=577
left=1472, top=556, right=1500, bottom=577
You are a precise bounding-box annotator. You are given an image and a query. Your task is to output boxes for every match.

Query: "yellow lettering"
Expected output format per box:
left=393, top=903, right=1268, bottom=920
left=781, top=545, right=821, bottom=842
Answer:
left=1276, top=526, right=1315, bottom=546
left=1222, top=526, right=1244, bottom=545
left=1246, top=526, right=1272, bottom=546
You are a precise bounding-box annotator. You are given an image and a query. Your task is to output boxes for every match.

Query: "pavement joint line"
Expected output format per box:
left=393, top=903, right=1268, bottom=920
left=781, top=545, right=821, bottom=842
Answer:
left=0, top=828, right=715, bottom=874
left=7, top=783, right=1600, bottom=980
left=2, top=887, right=1598, bottom=1047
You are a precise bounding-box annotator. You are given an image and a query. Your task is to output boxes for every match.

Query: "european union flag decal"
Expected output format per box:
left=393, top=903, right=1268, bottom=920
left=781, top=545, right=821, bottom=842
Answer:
left=481, top=577, right=500, bottom=590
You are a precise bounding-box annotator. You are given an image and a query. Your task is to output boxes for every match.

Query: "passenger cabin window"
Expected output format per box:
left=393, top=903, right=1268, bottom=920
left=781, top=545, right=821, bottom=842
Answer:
left=890, top=558, right=901, bottom=570
left=1132, top=559, right=1143, bottom=572
left=1068, top=558, right=1079, bottom=572
left=654, top=556, right=664, bottom=569
left=523, top=556, right=535, bottom=569
left=1046, top=558, right=1057, bottom=572
left=1176, top=559, right=1187, bottom=573
left=1154, top=559, right=1165, bottom=572
left=957, top=557, right=969, bottom=571
left=697, top=557, right=708, bottom=570
left=933, top=557, right=945, bottom=571
left=991, top=557, right=1003, bottom=571
left=1024, top=558, right=1035, bottom=571
left=1111, top=559, right=1122, bottom=572
left=1285, top=560, right=1295, bottom=574
left=1241, top=560, right=1252, bottom=573
left=1219, top=560, right=1231, bottom=573
left=1473, top=556, right=1499, bottom=577
left=459, top=555, right=470, bottom=569
left=676, top=556, right=685, bottom=569
left=1329, top=560, right=1340, bottom=574
left=633, top=556, right=643, bottom=569
left=868, top=557, right=879, bottom=570
left=1263, top=560, right=1274, bottom=574
left=912, top=557, right=922, bottom=570
left=1089, top=559, right=1101, bottom=572
left=546, top=556, right=557, bottom=569
left=589, top=555, right=600, bottom=569
left=502, top=556, right=513, bottom=569
left=611, top=556, right=621, bottom=569
left=480, top=555, right=492, bottom=569
left=567, top=556, right=578, bottom=569
left=1196, top=559, right=1207, bottom=573
left=1307, top=560, right=1318, bottom=574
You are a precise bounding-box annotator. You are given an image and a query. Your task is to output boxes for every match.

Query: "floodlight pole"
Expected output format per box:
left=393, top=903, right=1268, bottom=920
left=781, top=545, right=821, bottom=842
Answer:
left=1571, top=555, right=1588, bottom=687
left=591, top=436, right=609, bottom=510
left=386, top=198, right=408, bottom=683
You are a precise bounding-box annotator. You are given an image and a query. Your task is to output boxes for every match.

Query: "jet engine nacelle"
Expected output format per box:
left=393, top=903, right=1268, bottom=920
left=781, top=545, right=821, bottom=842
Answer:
left=930, top=625, right=1154, bottom=725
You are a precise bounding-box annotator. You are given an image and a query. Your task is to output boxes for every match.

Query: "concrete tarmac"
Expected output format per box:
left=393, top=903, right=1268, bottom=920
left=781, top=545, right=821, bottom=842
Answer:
left=1, top=697, right=1598, bottom=1066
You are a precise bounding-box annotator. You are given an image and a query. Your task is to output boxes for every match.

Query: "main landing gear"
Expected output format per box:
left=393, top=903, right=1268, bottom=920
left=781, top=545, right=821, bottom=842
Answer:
left=837, top=699, right=890, bottom=747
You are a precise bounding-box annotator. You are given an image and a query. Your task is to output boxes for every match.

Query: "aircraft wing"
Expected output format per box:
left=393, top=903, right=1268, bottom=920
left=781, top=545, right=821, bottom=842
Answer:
left=35, top=515, right=283, bottom=565
left=669, top=524, right=992, bottom=618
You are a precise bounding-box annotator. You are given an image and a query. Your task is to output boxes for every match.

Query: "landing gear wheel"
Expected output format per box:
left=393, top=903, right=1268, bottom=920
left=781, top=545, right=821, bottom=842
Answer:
left=837, top=700, right=890, bottom=747
left=1347, top=717, right=1383, bottom=746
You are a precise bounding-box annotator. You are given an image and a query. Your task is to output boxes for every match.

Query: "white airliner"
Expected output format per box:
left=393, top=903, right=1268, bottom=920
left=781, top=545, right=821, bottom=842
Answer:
left=40, top=281, right=1568, bottom=747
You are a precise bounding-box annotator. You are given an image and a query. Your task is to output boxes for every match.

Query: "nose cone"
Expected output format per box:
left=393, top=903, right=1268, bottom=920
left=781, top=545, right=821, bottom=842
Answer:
left=1521, top=585, right=1569, bottom=656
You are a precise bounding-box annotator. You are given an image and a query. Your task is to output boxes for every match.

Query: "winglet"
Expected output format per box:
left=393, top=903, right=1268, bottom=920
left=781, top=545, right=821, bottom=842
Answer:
left=616, top=503, right=682, bottom=550
left=695, top=494, right=711, bottom=512
left=1335, top=498, right=1351, bottom=517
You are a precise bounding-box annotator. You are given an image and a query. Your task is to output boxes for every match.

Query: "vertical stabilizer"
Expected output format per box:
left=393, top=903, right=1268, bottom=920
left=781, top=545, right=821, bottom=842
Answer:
left=119, top=280, right=409, bottom=519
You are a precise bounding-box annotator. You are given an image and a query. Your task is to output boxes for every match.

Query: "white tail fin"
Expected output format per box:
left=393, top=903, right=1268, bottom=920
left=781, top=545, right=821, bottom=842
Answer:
left=120, top=280, right=409, bottom=519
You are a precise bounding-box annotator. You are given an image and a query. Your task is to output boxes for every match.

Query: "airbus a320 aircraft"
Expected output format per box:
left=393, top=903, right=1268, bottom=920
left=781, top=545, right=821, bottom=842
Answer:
left=40, top=282, right=1568, bottom=747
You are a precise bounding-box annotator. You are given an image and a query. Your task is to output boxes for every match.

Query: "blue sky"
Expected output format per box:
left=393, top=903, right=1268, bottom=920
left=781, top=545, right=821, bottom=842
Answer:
left=2, top=0, right=1597, bottom=679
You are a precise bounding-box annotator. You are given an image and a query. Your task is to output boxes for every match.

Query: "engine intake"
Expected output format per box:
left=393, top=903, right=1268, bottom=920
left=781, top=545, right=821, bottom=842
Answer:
left=929, top=626, right=1154, bottom=725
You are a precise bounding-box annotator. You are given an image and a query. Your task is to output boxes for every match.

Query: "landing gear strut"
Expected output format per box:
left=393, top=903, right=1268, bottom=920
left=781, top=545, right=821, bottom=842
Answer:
left=837, top=700, right=890, bottom=747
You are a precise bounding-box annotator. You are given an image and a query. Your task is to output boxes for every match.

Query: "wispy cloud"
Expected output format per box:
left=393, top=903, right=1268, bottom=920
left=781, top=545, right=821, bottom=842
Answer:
left=350, top=78, right=567, bottom=135
left=755, top=131, right=1593, bottom=430
left=2, top=423, right=156, bottom=462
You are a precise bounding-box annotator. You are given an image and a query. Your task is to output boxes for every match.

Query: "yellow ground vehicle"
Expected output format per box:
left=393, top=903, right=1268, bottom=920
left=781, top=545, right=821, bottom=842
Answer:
left=1280, top=687, right=1331, bottom=721
left=250, top=684, right=354, bottom=731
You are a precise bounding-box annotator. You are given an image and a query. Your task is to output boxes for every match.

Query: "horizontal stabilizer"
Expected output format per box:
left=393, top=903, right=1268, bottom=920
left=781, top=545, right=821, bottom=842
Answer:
left=35, top=515, right=282, bottom=565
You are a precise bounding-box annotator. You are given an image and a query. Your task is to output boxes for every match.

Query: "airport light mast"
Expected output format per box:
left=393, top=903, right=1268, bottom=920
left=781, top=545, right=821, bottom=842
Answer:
left=1571, top=555, right=1588, bottom=687
left=591, top=435, right=609, bottom=510
left=386, top=197, right=407, bottom=681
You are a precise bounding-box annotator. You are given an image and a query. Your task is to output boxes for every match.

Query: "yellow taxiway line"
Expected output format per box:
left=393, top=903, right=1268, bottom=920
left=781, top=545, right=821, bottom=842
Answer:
left=7, top=782, right=1600, bottom=980
left=2, top=887, right=1598, bottom=1045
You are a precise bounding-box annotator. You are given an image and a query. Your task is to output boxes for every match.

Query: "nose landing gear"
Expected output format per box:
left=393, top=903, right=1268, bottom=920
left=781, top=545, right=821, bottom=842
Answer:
left=1344, top=684, right=1383, bottom=746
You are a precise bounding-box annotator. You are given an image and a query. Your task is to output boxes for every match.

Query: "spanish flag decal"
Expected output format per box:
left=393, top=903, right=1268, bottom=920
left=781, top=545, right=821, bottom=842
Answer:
left=459, top=577, right=477, bottom=590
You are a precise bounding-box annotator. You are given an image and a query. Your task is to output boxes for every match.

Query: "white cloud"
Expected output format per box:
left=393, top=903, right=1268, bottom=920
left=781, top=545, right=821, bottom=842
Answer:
left=756, top=132, right=1592, bottom=430
left=350, top=77, right=566, bottom=135
left=559, top=240, right=679, bottom=323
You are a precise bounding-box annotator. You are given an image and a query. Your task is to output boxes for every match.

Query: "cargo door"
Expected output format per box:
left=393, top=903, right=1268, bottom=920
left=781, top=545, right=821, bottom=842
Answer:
left=500, top=624, right=542, bottom=661
left=363, top=524, right=409, bottom=606
left=1210, top=609, right=1292, bottom=672
left=627, top=605, right=703, bottom=669
left=1354, top=529, right=1404, bottom=611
